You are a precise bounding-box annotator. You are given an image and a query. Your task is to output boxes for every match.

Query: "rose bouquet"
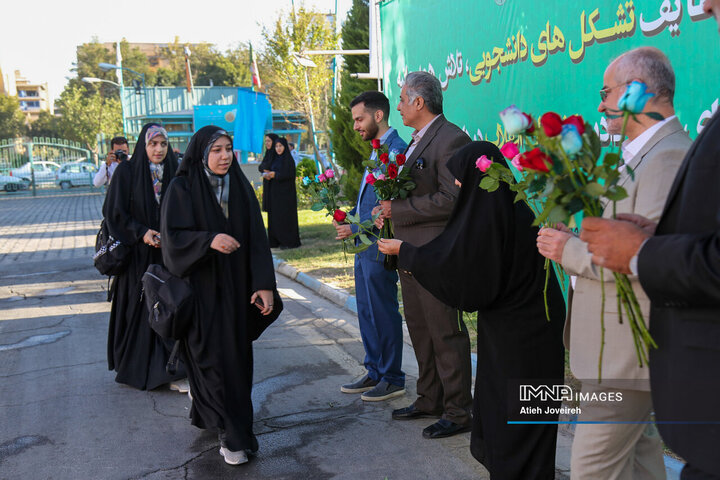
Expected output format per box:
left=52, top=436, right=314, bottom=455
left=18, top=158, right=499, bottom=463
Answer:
left=363, top=139, right=416, bottom=269
left=300, top=169, right=380, bottom=259
left=478, top=82, right=662, bottom=379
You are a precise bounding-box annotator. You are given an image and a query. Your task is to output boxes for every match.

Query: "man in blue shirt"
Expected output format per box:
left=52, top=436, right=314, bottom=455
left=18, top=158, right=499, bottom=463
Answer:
left=334, top=91, right=407, bottom=401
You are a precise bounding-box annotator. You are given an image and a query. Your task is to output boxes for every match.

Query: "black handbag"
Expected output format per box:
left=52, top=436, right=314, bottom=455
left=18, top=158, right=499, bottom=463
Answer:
left=248, top=289, right=284, bottom=341
left=93, top=220, right=131, bottom=276
left=142, top=264, right=195, bottom=340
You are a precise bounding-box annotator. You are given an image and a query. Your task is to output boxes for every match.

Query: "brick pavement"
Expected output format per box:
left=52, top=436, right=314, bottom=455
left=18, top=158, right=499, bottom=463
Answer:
left=0, top=193, right=104, bottom=269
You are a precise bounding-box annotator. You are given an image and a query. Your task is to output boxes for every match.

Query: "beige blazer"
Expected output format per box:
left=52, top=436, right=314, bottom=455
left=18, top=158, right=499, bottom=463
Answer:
left=562, top=118, right=691, bottom=389
left=392, top=115, right=470, bottom=247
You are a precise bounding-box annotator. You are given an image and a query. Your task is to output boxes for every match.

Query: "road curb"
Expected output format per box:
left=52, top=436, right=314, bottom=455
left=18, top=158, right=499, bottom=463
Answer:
left=271, top=255, right=685, bottom=479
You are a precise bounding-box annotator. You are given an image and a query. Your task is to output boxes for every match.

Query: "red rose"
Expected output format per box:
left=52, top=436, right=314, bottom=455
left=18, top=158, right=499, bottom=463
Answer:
left=387, top=163, right=398, bottom=179
left=395, top=153, right=406, bottom=166
left=371, top=139, right=381, bottom=149
left=380, top=152, right=390, bottom=164
left=518, top=148, right=552, bottom=173
left=562, top=115, right=585, bottom=135
left=524, top=113, right=535, bottom=134
left=540, top=112, right=563, bottom=137
left=333, top=209, right=347, bottom=222
left=366, top=173, right=377, bottom=185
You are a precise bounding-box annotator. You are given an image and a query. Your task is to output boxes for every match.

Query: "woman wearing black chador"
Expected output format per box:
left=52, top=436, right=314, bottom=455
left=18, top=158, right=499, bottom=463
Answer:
left=104, top=123, right=185, bottom=390
left=379, top=141, right=565, bottom=479
left=161, top=126, right=277, bottom=466
left=262, top=137, right=301, bottom=248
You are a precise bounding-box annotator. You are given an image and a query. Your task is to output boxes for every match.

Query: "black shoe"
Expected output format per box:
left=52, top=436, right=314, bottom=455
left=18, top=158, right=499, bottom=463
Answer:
left=340, top=374, right=378, bottom=393
left=391, top=404, right=441, bottom=420
left=422, top=419, right=472, bottom=439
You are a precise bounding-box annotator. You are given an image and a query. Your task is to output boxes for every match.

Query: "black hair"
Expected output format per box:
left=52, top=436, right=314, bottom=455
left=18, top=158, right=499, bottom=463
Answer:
left=110, top=136, right=129, bottom=149
left=350, top=91, right=390, bottom=122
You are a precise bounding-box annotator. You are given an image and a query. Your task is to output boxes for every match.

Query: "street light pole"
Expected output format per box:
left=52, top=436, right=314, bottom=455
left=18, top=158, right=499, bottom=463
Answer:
left=291, top=53, right=325, bottom=173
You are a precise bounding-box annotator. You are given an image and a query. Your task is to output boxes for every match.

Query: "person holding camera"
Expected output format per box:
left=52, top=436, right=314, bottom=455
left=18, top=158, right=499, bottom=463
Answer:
left=93, top=136, right=129, bottom=187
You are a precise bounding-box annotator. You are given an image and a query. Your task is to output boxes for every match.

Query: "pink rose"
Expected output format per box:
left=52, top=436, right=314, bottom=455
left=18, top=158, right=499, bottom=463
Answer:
left=366, top=173, right=377, bottom=185
left=475, top=155, right=493, bottom=172
left=500, top=142, right=520, bottom=159
left=318, top=174, right=327, bottom=182
left=377, top=174, right=386, bottom=181
left=511, top=154, right=523, bottom=171
left=324, top=169, right=335, bottom=178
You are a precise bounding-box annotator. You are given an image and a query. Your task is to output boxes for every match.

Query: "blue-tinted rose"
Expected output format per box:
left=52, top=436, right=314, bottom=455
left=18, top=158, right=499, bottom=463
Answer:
left=618, top=81, right=654, bottom=113
left=561, top=124, right=583, bottom=155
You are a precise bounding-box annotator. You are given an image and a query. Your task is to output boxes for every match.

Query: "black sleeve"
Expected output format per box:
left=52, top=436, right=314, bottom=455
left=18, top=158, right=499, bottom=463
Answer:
left=241, top=175, right=277, bottom=291
left=104, top=162, right=148, bottom=245
left=639, top=231, right=720, bottom=307
left=160, top=177, right=217, bottom=278
left=274, top=155, right=296, bottom=182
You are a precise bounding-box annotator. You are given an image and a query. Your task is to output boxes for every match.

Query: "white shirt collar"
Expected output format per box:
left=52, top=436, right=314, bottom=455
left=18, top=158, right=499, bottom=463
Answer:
left=622, top=115, right=676, bottom=163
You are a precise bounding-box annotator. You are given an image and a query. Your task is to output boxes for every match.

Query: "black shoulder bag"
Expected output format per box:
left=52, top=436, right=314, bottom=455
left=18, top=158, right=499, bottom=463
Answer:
left=141, top=264, right=195, bottom=340
left=93, top=219, right=131, bottom=276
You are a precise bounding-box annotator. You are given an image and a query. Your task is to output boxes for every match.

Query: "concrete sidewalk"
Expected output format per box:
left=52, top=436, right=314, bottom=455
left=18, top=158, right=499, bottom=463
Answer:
left=0, top=193, right=681, bottom=479
left=0, top=193, right=489, bottom=479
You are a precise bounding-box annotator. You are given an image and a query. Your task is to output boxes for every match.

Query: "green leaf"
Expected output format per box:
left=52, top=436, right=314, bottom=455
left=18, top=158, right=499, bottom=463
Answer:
left=311, top=202, right=324, bottom=211
left=347, top=213, right=359, bottom=223
left=605, top=186, right=628, bottom=202
left=585, top=182, right=605, bottom=197
left=604, top=152, right=621, bottom=167
left=514, top=191, right=527, bottom=203
left=548, top=204, right=569, bottom=224
left=358, top=233, right=371, bottom=245
left=479, top=176, right=498, bottom=191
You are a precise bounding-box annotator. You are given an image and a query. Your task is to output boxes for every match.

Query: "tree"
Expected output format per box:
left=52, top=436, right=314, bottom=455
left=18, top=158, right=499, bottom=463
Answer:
left=261, top=7, right=338, bottom=156
left=0, top=95, right=28, bottom=139
left=55, top=85, right=122, bottom=152
left=328, top=0, right=376, bottom=202
left=29, top=111, right=61, bottom=138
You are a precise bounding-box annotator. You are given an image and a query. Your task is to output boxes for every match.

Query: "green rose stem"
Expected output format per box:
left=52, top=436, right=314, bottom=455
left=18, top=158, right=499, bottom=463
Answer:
left=596, top=110, right=656, bottom=381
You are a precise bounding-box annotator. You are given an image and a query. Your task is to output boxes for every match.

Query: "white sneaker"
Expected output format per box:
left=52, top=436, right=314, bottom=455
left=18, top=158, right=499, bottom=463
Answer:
left=169, top=378, right=190, bottom=393
left=219, top=446, right=248, bottom=465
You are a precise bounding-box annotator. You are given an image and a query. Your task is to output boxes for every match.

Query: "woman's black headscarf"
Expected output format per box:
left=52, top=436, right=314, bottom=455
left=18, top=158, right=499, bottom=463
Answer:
left=398, top=141, right=543, bottom=312
left=271, top=137, right=293, bottom=171
left=258, top=133, right=279, bottom=172
left=174, top=125, right=274, bottom=288
left=103, top=122, right=177, bottom=240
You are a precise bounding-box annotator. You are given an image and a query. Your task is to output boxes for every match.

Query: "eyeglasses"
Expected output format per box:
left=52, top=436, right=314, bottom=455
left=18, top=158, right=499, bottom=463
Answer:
left=599, top=83, right=628, bottom=102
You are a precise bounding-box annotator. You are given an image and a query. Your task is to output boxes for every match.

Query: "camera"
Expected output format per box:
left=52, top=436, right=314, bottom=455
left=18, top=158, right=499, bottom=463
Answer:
left=114, top=150, right=128, bottom=162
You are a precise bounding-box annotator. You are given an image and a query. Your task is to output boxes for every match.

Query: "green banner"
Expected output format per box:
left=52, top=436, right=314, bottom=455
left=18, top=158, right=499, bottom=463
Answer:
left=380, top=0, right=717, bottom=147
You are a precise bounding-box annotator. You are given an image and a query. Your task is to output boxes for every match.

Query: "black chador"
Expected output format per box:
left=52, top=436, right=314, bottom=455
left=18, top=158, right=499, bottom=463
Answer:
left=161, top=126, right=276, bottom=453
left=396, top=142, right=566, bottom=479
left=104, top=123, right=183, bottom=390
left=258, top=133, right=278, bottom=213
left=265, top=137, right=301, bottom=248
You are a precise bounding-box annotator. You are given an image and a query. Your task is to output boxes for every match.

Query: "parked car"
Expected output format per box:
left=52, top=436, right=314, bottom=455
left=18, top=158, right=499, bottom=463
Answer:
left=10, top=161, right=61, bottom=185
left=0, top=174, right=30, bottom=192
left=55, top=162, right=98, bottom=189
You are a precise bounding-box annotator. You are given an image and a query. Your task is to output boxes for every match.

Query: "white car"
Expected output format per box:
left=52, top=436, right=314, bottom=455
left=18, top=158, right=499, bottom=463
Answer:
left=0, top=174, right=30, bottom=192
left=56, top=162, right=98, bottom=189
left=10, top=161, right=61, bottom=185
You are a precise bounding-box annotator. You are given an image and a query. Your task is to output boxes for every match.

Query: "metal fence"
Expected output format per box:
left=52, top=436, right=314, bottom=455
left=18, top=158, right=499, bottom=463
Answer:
left=0, top=138, right=95, bottom=196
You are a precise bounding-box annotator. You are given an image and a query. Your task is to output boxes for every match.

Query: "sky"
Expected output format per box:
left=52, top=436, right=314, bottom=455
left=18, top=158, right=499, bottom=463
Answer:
left=0, top=0, right=353, bottom=101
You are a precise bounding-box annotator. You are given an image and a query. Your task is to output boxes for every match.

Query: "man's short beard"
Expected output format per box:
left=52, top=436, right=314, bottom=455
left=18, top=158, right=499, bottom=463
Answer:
left=364, top=122, right=379, bottom=141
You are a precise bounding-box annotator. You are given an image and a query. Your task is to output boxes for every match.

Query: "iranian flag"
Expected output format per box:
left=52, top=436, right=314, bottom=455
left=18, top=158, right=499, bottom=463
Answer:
left=249, top=43, right=262, bottom=91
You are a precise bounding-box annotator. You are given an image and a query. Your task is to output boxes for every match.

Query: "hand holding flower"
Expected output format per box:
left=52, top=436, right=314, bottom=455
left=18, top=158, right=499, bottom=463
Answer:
left=536, top=227, right=572, bottom=263
left=378, top=238, right=403, bottom=256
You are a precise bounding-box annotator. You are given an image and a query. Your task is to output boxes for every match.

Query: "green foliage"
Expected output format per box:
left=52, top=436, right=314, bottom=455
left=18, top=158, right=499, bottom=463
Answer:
left=261, top=6, right=338, bottom=157
left=55, top=85, right=122, bottom=151
left=0, top=95, right=28, bottom=139
left=296, top=157, right=318, bottom=178
left=328, top=0, right=375, bottom=204
left=29, top=111, right=61, bottom=138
